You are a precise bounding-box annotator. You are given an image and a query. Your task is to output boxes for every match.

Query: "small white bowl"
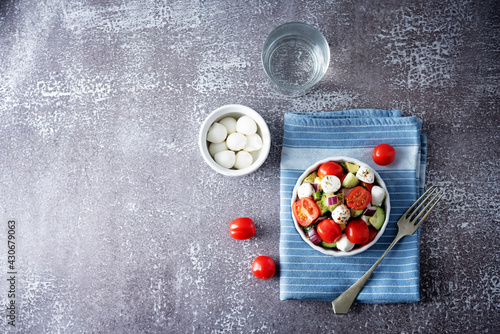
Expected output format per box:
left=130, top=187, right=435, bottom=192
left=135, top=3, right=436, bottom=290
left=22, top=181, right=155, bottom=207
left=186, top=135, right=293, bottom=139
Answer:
left=291, top=157, right=391, bottom=256
left=199, top=104, right=271, bottom=176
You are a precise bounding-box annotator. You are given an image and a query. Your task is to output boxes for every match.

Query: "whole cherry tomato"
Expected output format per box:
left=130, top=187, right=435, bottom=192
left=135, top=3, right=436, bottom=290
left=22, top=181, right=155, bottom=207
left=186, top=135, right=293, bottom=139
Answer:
left=252, top=256, right=276, bottom=279
left=373, top=144, right=396, bottom=166
left=361, top=226, right=379, bottom=246
left=361, top=181, right=373, bottom=192
left=229, top=217, right=256, bottom=240
left=345, top=219, right=369, bottom=244
left=316, top=219, right=343, bottom=244
left=317, top=161, right=344, bottom=179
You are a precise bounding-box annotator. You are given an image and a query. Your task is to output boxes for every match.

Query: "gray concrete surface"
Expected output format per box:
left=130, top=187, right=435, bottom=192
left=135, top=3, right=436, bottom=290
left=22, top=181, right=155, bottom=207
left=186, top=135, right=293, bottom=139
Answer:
left=0, top=0, right=499, bottom=333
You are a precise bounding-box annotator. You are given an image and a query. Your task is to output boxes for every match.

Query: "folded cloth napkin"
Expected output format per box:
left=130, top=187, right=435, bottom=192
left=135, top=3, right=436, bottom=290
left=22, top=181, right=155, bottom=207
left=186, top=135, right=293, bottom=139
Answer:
left=279, top=109, right=427, bottom=302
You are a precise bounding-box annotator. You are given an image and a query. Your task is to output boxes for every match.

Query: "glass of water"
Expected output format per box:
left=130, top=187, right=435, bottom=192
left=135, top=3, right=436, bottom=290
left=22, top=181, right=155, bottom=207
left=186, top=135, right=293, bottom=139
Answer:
left=262, top=22, right=330, bottom=97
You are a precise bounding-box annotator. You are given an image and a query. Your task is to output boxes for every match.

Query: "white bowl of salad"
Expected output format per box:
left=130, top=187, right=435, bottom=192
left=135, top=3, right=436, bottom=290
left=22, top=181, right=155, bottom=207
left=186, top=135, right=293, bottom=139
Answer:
left=291, top=157, right=391, bottom=256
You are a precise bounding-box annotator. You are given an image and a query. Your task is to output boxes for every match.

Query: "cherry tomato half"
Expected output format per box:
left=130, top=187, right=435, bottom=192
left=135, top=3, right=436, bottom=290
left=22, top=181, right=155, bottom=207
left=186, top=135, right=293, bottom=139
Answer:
left=316, top=219, right=343, bottom=244
left=373, top=144, right=396, bottom=166
left=346, top=186, right=372, bottom=210
left=345, top=219, right=369, bottom=244
left=229, top=217, right=256, bottom=240
left=252, top=256, right=276, bottom=279
left=292, top=197, right=320, bottom=227
left=317, top=161, right=344, bottom=179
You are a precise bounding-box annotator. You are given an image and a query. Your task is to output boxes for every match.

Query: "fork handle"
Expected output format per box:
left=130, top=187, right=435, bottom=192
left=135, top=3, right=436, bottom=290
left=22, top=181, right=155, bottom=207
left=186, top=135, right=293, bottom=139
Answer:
left=332, top=233, right=405, bottom=314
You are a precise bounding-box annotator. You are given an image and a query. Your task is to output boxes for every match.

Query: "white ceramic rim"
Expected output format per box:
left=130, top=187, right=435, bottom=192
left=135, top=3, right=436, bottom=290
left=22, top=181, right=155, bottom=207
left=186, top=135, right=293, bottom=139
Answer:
left=291, top=156, right=391, bottom=257
left=198, top=104, right=271, bottom=177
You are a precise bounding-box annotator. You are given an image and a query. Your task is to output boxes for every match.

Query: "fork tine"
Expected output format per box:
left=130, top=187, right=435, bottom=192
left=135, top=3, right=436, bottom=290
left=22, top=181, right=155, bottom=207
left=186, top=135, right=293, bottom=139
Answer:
left=408, top=187, right=438, bottom=220
left=413, top=190, right=444, bottom=228
left=404, top=186, right=436, bottom=220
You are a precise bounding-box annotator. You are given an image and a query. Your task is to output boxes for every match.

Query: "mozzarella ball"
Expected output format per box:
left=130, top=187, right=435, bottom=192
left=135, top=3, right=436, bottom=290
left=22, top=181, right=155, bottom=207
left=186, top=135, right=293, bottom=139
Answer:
left=236, top=116, right=257, bottom=135
left=336, top=235, right=355, bottom=252
left=244, top=133, right=263, bottom=152
left=321, top=175, right=341, bottom=193
left=207, top=122, right=227, bottom=143
left=219, top=117, right=237, bottom=134
left=208, top=141, right=228, bottom=157
left=234, top=151, right=253, bottom=169
left=214, top=150, right=235, bottom=169
left=371, top=186, right=386, bottom=206
left=331, top=204, right=351, bottom=224
left=250, top=150, right=260, bottom=163
left=226, top=133, right=247, bottom=151
left=356, top=166, right=375, bottom=183
left=298, top=183, right=315, bottom=199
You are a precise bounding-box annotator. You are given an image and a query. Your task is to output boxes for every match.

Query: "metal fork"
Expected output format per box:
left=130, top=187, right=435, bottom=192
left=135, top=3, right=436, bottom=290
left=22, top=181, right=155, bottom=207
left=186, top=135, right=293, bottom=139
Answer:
left=331, top=186, right=444, bottom=314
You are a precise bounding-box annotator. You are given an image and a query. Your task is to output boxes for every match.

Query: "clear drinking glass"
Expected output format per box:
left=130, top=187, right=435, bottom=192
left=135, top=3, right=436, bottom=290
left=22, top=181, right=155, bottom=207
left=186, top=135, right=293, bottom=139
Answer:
left=262, top=22, right=330, bottom=97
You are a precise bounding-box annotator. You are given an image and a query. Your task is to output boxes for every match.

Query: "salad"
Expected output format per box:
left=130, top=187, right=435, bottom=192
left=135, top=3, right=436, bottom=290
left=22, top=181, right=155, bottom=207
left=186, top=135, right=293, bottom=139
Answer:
left=292, top=160, right=387, bottom=252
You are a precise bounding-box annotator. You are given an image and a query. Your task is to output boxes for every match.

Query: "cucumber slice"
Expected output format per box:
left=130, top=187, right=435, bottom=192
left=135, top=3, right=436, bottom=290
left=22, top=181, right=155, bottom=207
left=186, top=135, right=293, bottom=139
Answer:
left=315, top=200, right=329, bottom=216
left=345, top=162, right=360, bottom=174
left=342, top=172, right=360, bottom=188
left=350, top=208, right=364, bottom=217
left=321, top=241, right=337, bottom=248
left=369, top=206, right=385, bottom=230
left=312, top=191, right=322, bottom=201
left=321, top=192, right=344, bottom=212
left=303, top=171, right=317, bottom=184
left=303, top=225, right=314, bottom=233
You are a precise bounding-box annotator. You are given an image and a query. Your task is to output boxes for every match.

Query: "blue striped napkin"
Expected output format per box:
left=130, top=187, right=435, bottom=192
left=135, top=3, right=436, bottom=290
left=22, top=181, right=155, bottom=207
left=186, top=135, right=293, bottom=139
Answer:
left=279, top=109, right=427, bottom=302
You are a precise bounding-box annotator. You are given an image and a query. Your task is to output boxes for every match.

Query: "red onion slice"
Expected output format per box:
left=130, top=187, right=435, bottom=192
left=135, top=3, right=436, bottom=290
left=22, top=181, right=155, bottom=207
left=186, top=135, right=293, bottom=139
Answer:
left=342, top=188, right=353, bottom=197
left=311, top=183, right=319, bottom=191
left=307, top=228, right=322, bottom=245
left=327, top=195, right=338, bottom=206
left=363, top=205, right=377, bottom=217
left=313, top=215, right=328, bottom=224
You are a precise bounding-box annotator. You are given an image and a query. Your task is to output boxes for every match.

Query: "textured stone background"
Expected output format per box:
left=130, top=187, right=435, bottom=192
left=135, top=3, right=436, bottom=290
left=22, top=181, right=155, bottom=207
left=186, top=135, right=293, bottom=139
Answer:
left=0, top=0, right=499, bottom=333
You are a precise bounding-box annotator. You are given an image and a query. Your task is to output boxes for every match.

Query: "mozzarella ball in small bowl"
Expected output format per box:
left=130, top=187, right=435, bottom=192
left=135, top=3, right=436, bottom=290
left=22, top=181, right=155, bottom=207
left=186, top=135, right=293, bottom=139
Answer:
left=199, top=105, right=271, bottom=176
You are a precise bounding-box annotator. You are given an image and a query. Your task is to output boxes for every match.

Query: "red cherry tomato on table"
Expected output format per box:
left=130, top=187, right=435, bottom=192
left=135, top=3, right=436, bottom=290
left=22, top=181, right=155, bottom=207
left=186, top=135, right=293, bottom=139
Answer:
left=317, top=161, right=344, bottom=179
left=317, top=219, right=343, bottom=244
left=229, top=217, right=256, bottom=240
left=373, top=144, right=396, bottom=166
left=345, top=219, right=369, bottom=244
left=292, top=197, right=320, bottom=227
left=346, top=186, right=372, bottom=210
left=252, top=256, right=276, bottom=279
